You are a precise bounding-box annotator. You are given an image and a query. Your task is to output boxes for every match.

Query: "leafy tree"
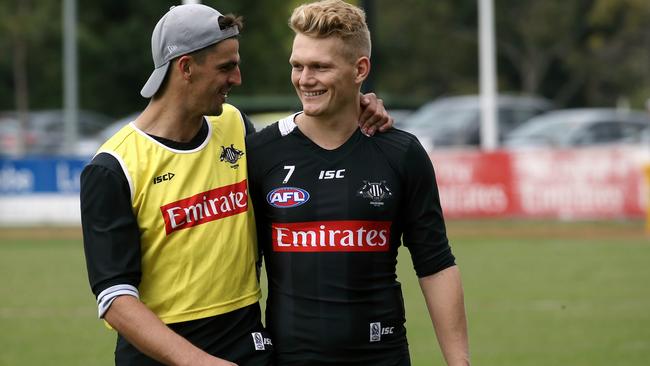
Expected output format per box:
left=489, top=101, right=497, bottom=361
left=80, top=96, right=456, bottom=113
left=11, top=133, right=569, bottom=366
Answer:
left=1, top=0, right=649, bottom=120
left=495, top=0, right=650, bottom=108
left=577, top=0, right=650, bottom=108
left=0, top=0, right=60, bottom=112
left=77, top=0, right=178, bottom=117
left=372, top=0, right=478, bottom=107
left=76, top=0, right=297, bottom=117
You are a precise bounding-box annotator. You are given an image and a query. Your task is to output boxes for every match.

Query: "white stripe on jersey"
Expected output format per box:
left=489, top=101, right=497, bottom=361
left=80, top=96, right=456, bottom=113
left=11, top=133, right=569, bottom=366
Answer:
left=97, top=284, right=139, bottom=318
left=278, top=113, right=301, bottom=136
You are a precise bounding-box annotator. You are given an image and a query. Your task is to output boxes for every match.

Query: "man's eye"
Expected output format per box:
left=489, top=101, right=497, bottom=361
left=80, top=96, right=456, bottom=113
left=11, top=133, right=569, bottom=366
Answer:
left=220, top=62, right=238, bottom=72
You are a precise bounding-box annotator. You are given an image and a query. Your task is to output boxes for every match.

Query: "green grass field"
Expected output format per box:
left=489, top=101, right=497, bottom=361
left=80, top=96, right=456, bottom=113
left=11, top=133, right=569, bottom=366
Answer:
left=1, top=219, right=649, bottom=365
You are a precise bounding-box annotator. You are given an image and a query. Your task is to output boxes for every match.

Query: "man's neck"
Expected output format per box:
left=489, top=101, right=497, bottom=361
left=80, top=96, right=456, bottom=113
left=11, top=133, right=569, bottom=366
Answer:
left=295, top=110, right=359, bottom=150
left=134, top=98, right=204, bottom=143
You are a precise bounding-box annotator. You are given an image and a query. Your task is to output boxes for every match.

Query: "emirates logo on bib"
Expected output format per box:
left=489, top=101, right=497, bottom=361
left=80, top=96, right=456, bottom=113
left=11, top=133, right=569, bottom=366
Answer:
left=272, top=220, right=391, bottom=252
left=160, top=180, right=248, bottom=235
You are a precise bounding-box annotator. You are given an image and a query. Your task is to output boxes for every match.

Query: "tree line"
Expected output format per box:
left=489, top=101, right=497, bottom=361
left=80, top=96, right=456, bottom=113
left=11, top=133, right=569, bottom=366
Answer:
left=1, top=0, right=649, bottom=119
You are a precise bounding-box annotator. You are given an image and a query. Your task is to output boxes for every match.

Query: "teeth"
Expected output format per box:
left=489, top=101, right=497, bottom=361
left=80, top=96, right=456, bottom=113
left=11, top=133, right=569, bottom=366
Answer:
left=304, top=91, right=325, bottom=97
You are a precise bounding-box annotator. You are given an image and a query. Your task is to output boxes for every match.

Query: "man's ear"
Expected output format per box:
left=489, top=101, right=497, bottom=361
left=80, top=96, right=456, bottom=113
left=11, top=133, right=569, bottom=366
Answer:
left=355, top=56, right=370, bottom=84
left=176, top=55, right=193, bottom=81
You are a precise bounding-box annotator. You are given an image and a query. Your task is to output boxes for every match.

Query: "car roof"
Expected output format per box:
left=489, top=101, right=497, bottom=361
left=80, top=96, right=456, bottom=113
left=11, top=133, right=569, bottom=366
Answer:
left=423, top=94, right=553, bottom=109
left=523, top=108, right=650, bottom=125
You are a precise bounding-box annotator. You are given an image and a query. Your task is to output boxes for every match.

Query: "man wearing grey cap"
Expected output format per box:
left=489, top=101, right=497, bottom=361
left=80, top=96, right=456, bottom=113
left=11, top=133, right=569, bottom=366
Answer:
left=80, top=3, right=391, bottom=366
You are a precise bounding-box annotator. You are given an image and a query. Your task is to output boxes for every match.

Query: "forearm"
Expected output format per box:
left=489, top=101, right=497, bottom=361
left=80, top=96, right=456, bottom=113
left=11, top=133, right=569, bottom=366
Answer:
left=104, top=295, right=232, bottom=366
left=419, top=265, right=470, bottom=366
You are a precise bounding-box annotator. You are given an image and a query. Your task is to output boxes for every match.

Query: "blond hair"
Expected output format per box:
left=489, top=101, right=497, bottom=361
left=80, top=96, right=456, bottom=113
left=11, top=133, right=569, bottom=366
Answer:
left=289, top=0, right=371, bottom=60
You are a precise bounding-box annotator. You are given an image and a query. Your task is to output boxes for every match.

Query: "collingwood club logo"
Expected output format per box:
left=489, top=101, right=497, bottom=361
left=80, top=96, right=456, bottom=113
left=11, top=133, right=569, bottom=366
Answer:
left=370, top=322, right=381, bottom=342
left=369, top=322, right=395, bottom=342
left=220, top=144, right=244, bottom=168
left=251, top=332, right=273, bottom=351
left=357, top=180, right=392, bottom=207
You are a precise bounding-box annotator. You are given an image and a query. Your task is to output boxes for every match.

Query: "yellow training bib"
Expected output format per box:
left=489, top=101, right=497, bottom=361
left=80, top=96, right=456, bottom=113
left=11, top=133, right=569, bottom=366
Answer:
left=98, top=104, right=260, bottom=324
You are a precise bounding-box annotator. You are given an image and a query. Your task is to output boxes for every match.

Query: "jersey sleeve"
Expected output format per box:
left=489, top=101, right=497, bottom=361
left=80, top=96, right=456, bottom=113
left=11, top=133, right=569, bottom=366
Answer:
left=242, top=113, right=256, bottom=135
left=401, top=139, right=455, bottom=278
left=80, top=153, right=142, bottom=297
left=245, top=132, right=264, bottom=261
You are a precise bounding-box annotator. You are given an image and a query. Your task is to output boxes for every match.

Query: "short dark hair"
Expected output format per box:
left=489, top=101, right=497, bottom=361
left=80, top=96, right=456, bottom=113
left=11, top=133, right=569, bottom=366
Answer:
left=155, top=14, right=243, bottom=98
left=191, top=14, right=244, bottom=64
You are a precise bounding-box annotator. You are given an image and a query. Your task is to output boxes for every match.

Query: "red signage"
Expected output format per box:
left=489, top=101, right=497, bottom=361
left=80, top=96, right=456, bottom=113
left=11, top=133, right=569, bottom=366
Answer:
left=429, top=146, right=648, bottom=219
left=160, top=180, right=248, bottom=235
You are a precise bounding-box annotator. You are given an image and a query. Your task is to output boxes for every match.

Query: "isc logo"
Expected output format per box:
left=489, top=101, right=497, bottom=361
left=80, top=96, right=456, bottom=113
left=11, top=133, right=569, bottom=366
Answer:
left=319, top=169, right=345, bottom=180
left=267, top=187, right=310, bottom=208
left=153, top=172, right=175, bottom=185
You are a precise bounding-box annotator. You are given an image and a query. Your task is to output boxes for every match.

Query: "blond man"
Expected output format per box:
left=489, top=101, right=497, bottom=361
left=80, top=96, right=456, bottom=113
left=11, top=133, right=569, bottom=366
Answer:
left=246, top=1, right=470, bottom=365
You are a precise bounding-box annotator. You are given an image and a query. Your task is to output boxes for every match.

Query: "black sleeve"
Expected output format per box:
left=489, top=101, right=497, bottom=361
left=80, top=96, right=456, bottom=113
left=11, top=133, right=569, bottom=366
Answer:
left=401, top=139, right=455, bottom=278
left=245, top=137, right=265, bottom=268
left=242, top=113, right=256, bottom=135
left=80, top=153, right=142, bottom=297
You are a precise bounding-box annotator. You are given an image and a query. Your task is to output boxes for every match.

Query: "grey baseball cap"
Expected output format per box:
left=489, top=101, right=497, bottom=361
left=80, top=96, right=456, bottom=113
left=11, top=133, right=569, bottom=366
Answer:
left=140, top=4, right=239, bottom=98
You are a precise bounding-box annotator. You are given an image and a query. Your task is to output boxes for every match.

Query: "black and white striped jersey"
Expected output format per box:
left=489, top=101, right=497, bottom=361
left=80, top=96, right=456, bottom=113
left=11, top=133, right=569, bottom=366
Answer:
left=247, top=114, right=456, bottom=366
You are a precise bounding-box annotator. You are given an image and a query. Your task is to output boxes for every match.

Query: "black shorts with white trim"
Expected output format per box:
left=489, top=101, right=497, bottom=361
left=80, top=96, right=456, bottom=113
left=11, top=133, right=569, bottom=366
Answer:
left=114, top=303, right=273, bottom=366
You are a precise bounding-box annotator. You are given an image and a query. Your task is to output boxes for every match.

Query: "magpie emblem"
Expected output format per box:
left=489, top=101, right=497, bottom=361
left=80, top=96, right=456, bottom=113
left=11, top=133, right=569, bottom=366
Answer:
left=220, top=144, right=244, bottom=168
left=357, top=180, right=392, bottom=206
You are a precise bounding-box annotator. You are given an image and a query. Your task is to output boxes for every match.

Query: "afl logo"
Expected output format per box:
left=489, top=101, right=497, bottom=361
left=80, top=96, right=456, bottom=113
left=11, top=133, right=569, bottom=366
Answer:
left=267, top=187, right=310, bottom=208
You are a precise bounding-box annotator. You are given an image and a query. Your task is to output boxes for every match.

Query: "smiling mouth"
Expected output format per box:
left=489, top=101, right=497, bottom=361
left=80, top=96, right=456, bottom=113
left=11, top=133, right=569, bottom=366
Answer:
left=303, top=90, right=326, bottom=97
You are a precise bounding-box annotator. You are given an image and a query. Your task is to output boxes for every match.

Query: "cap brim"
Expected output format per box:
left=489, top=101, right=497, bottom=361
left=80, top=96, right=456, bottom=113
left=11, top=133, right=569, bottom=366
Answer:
left=140, top=62, right=170, bottom=98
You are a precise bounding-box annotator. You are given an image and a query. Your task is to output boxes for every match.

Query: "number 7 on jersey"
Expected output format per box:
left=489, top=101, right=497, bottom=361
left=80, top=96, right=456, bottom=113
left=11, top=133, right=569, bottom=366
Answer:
left=282, top=165, right=295, bottom=184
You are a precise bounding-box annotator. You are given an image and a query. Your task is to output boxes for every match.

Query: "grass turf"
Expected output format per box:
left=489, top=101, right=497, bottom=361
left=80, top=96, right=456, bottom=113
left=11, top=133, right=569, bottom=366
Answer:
left=1, top=220, right=648, bottom=365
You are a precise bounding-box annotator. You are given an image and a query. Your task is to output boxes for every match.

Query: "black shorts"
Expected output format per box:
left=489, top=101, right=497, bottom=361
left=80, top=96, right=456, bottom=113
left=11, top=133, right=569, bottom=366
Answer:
left=274, top=354, right=410, bottom=366
left=273, top=347, right=410, bottom=366
left=115, top=303, right=274, bottom=366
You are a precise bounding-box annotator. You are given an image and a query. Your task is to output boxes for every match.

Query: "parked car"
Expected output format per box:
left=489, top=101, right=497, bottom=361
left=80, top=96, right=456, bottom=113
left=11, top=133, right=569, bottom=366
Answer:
left=622, top=126, right=650, bottom=145
left=503, top=108, right=650, bottom=148
left=0, top=115, right=39, bottom=156
left=401, top=94, right=553, bottom=149
left=389, top=109, right=415, bottom=129
left=74, top=112, right=139, bottom=157
left=0, top=109, right=112, bottom=156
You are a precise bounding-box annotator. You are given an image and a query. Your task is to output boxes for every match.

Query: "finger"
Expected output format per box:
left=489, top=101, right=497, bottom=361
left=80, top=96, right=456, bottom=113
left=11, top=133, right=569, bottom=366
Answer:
left=358, top=103, right=378, bottom=129
left=378, top=116, right=394, bottom=132
left=360, top=101, right=387, bottom=129
left=361, top=114, right=382, bottom=135
left=360, top=92, right=376, bottom=105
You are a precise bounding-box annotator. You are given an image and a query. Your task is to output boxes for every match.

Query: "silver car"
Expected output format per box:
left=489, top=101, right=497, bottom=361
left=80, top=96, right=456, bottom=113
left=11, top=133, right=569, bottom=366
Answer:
left=503, top=108, right=650, bottom=148
left=401, top=94, right=553, bottom=149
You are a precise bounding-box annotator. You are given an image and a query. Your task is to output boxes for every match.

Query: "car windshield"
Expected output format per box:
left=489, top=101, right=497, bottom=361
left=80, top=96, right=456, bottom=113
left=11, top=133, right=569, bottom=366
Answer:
left=21, top=111, right=109, bottom=137
left=508, top=114, right=586, bottom=144
left=406, top=105, right=478, bottom=135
